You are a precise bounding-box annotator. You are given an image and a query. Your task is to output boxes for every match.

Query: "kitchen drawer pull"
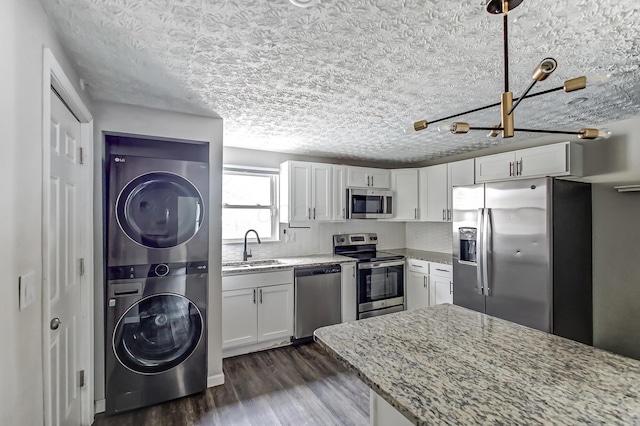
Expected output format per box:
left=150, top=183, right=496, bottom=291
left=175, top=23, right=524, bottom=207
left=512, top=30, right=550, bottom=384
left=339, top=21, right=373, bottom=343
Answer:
left=412, top=264, right=424, bottom=268
left=435, top=268, right=449, bottom=272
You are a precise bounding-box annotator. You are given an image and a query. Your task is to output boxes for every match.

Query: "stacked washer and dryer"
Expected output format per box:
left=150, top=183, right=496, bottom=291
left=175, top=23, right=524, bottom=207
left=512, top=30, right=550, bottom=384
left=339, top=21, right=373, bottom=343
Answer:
left=104, top=136, right=209, bottom=415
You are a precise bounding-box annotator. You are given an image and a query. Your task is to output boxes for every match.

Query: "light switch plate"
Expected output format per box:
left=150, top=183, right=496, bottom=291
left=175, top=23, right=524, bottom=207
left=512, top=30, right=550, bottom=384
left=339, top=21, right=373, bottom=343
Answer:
left=19, top=271, right=37, bottom=311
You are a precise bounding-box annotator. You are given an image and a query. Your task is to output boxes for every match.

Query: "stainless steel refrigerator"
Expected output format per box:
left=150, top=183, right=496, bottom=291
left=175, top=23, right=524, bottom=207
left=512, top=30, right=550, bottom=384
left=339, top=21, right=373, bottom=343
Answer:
left=452, top=177, right=592, bottom=345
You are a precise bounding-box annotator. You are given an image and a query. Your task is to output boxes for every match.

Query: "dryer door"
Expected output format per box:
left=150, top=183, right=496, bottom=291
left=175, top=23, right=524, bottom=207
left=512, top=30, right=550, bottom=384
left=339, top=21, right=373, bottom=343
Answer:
left=113, top=294, right=203, bottom=374
left=116, top=172, right=204, bottom=249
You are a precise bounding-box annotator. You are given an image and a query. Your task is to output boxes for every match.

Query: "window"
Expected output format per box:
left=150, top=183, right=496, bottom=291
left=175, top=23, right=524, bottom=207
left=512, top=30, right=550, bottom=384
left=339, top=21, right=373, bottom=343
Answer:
left=222, top=166, right=279, bottom=241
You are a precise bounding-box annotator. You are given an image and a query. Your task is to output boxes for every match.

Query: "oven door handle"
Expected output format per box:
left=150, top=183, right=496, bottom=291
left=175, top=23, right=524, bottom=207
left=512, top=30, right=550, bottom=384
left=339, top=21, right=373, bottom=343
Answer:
left=358, top=260, right=405, bottom=270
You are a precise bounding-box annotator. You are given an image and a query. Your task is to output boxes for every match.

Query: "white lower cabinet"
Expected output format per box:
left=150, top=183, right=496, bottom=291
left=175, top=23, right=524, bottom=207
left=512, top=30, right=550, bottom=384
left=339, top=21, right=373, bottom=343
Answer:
left=222, top=270, right=294, bottom=355
left=370, top=390, right=413, bottom=426
left=406, top=260, right=453, bottom=309
left=341, top=262, right=357, bottom=323
left=431, top=275, right=453, bottom=305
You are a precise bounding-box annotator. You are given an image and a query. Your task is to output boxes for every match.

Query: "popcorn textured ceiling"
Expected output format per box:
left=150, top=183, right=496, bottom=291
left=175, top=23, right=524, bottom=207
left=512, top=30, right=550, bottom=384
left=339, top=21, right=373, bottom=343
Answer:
left=41, top=0, right=640, bottom=163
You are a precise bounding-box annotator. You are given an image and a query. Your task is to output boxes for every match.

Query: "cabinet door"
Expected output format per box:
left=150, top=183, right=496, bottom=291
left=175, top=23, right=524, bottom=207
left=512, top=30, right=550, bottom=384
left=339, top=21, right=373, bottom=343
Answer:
left=289, top=162, right=312, bottom=222
left=407, top=271, right=430, bottom=310
left=311, top=163, right=332, bottom=221
left=258, top=283, right=294, bottom=342
left=431, top=275, right=453, bottom=306
left=341, top=263, right=357, bottom=323
left=447, top=159, right=475, bottom=213
left=390, top=169, right=419, bottom=220
left=347, top=166, right=370, bottom=187
left=516, top=143, right=568, bottom=178
left=369, top=169, right=391, bottom=189
left=424, top=164, right=449, bottom=222
left=475, top=152, right=516, bottom=183
left=332, top=166, right=346, bottom=221
left=222, top=288, right=258, bottom=349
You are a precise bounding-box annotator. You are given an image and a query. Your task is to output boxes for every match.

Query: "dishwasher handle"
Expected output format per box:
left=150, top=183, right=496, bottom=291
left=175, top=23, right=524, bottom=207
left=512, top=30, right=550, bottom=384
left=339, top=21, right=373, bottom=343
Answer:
left=294, top=265, right=341, bottom=277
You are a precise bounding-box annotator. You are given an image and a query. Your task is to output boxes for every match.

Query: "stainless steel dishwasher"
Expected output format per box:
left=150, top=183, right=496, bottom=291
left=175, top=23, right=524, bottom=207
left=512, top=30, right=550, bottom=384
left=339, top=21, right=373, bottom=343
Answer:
left=293, top=264, right=342, bottom=344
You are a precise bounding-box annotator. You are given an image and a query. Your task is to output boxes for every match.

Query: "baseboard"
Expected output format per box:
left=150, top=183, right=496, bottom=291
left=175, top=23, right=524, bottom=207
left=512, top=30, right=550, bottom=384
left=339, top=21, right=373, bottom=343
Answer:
left=207, top=373, right=225, bottom=388
left=95, top=399, right=106, bottom=414
left=222, top=338, right=291, bottom=359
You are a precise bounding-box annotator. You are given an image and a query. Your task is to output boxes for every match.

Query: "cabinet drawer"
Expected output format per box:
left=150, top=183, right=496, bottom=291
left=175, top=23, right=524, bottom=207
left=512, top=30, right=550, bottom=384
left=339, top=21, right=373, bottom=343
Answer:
left=429, top=262, right=452, bottom=278
left=222, top=269, right=293, bottom=291
left=407, top=258, right=429, bottom=273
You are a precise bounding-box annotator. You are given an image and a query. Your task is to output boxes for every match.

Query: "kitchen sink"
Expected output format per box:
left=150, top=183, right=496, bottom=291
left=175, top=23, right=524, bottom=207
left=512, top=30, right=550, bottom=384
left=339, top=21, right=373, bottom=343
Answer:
left=222, top=259, right=284, bottom=268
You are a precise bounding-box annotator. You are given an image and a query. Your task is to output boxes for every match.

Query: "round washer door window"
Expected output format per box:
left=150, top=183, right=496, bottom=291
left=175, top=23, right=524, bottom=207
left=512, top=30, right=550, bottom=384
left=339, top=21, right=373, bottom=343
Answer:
left=113, top=294, right=203, bottom=375
left=117, top=172, right=204, bottom=249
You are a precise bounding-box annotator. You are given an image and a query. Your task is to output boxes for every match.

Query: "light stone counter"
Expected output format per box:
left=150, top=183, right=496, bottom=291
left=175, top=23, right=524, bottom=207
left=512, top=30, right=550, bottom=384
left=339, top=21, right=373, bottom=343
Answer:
left=221, top=254, right=354, bottom=276
left=386, top=248, right=452, bottom=265
left=314, top=304, right=640, bottom=425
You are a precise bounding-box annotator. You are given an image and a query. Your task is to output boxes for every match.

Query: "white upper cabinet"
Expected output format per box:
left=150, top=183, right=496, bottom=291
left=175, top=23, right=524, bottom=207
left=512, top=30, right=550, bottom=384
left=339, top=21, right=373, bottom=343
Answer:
left=332, top=165, right=347, bottom=221
left=420, top=160, right=474, bottom=222
left=347, top=166, right=390, bottom=189
left=390, top=169, right=419, bottom=221
left=476, top=142, right=583, bottom=183
left=280, top=161, right=333, bottom=224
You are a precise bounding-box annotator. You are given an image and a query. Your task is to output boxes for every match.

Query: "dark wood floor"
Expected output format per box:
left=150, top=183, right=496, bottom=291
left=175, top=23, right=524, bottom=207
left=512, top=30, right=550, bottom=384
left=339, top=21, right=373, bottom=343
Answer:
left=94, top=343, right=369, bottom=426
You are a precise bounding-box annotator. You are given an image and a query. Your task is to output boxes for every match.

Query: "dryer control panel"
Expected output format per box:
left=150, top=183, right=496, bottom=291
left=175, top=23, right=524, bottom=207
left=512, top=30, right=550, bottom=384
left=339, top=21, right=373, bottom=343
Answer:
left=108, top=261, right=208, bottom=280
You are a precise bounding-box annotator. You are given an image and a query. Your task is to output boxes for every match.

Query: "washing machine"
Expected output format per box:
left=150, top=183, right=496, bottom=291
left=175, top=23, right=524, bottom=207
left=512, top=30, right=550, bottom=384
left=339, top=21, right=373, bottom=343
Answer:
left=107, top=154, right=209, bottom=267
left=105, top=263, right=208, bottom=415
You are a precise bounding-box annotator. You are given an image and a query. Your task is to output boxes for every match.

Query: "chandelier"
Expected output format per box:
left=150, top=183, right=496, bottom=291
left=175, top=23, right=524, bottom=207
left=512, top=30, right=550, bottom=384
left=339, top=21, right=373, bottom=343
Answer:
left=406, top=0, right=611, bottom=140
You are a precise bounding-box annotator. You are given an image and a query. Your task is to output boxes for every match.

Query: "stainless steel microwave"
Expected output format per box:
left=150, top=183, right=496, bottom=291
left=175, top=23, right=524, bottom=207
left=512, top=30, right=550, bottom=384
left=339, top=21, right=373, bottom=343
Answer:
left=346, top=189, right=393, bottom=219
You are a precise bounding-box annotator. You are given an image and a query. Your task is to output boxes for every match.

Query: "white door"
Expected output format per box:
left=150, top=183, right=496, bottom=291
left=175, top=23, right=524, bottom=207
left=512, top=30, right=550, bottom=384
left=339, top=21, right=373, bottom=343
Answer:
left=368, top=169, right=391, bottom=189
left=447, top=159, right=475, bottom=213
left=347, top=166, right=370, bottom=187
left=424, top=164, right=448, bottom=222
left=391, top=169, right=418, bottom=220
left=407, top=272, right=430, bottom=310
left=311, top=164, right=332, bottom=221
left=431, top=276, right=454, bottom=306
left=222, top=288, right=258, bottom=349
left=48, top=90, right=83, bottom=426
left=516, top=144, right=568, bottom=178
left=332, top=166, right=346, bottom=221
left=257, top=284, right=294, bottom=342
left=290, top=162, right=312, bottom=222
left=475, top=152, right=516, bottom=183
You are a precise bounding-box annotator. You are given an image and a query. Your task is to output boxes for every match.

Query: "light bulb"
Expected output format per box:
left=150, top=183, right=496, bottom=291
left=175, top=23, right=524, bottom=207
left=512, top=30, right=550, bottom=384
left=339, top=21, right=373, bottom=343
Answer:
left=578, top=128, right=613, bottom=140
left=404, top=126, right=417, bottom=133
left=587, top=74, right=611, bottom=87
left=597, top=129, right=612, bottom=139
left=438, top=124, right=452, bottom=132
left=404, top=120, right=428, bottom=133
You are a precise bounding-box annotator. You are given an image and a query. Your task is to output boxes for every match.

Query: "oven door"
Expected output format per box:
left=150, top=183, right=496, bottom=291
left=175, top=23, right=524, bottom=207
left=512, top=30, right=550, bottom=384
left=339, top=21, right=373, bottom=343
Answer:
left=357, top=260, right=405, bottom=312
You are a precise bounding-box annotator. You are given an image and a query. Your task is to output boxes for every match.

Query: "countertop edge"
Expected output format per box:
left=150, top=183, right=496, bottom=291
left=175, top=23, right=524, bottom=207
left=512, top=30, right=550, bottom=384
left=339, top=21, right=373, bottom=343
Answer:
left=313, top=335, right=421, bottom=426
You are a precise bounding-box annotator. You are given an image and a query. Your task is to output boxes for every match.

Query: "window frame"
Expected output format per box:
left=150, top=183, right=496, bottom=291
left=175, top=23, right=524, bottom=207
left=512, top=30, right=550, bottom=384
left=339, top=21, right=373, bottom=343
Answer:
left=222, top=165, right=280, bottom=243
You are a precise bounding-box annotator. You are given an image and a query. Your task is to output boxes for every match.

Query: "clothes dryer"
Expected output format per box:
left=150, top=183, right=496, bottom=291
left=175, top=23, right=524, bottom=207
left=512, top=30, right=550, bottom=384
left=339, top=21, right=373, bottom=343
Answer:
left=105, top=262, right=207, bottom=415
left=107, top=154, right=209, bottom=266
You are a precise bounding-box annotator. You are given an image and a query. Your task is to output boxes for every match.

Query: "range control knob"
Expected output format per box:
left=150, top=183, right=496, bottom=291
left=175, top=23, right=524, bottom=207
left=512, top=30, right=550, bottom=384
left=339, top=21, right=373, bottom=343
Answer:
left=155, top=264, right=170, bottom=277
left=338, top=237, right=345, bottom=243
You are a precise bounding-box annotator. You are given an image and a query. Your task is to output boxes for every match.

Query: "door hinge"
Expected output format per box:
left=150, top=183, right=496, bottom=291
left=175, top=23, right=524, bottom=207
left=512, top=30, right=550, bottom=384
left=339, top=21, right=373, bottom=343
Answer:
left=79, top=370, right=85, bottom=388
left=79, top=258, right=85, bottom=276
left=79, top=147, right=84, bottom=165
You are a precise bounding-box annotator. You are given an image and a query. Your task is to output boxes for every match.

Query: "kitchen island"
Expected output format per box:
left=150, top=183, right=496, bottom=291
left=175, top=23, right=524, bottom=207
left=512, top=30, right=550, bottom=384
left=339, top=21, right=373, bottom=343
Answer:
left=314, top=304, right=640, bottom=425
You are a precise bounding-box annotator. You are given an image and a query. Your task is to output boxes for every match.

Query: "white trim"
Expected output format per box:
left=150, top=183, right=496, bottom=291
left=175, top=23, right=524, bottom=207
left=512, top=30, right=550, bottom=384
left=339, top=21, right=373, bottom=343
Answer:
left=94, top=399, right=106, bottom=414
left=42, top=48, right=94, bottom=426
left=207, top=373, right=225, bottom=388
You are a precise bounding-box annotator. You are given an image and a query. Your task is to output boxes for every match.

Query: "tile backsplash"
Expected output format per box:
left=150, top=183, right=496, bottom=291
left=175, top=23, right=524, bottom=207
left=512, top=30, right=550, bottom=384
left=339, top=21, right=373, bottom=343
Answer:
left=222, top=221, right=407, bottom=262
left=405, top=222, right=453, bottom=253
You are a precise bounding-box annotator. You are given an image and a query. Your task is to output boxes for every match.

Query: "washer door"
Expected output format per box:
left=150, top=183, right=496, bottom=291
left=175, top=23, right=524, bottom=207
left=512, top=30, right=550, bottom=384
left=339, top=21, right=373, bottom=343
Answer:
left=113, top=294, right=203, bottom=375
left=116, top=172, right=204, bottom=249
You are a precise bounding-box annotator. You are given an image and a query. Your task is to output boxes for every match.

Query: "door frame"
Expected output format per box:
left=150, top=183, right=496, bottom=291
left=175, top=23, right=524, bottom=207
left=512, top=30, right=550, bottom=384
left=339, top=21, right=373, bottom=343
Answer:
left=42, top=48, right=94, bottom=426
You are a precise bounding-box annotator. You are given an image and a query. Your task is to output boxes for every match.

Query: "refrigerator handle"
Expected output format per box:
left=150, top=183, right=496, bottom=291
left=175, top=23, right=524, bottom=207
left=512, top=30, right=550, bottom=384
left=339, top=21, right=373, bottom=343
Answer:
left=476, top=208, right=484, bottom=296
left=483, top=208, right=492, bottom=296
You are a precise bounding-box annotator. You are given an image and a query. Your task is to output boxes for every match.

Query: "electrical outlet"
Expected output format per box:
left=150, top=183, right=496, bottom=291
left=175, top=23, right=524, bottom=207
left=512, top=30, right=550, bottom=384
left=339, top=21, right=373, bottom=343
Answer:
left=19, top=271, right=37, bottom=311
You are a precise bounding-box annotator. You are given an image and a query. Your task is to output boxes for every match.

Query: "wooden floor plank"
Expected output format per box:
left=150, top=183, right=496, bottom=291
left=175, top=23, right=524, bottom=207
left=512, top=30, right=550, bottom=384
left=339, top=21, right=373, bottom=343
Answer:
left=93, top=343, right=369, bottom=426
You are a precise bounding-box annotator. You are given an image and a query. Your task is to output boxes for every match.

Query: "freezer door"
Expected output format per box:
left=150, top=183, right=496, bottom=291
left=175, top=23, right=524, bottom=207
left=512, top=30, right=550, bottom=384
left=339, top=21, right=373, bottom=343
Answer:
left=452, top=184, right=486, bottom=313
left=484, top=178, right=552, bottom=332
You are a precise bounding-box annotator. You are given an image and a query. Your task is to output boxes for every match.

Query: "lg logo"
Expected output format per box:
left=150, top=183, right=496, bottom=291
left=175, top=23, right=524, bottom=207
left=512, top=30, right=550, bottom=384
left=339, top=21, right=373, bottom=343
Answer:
left=114, top=157, right=126, bottom=163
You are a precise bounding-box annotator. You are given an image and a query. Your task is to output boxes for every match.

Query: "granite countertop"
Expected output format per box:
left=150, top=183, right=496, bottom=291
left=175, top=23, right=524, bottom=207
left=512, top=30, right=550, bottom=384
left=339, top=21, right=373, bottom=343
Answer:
left=314, top=304, right=640, bottom=425
left=222, top=254, right=354, bottom=276
left=386, top=248, right=453, bottom=265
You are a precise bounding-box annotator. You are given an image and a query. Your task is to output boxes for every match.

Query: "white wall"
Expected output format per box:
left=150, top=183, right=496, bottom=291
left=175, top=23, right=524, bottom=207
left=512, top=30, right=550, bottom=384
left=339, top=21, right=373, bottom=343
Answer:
left=0, top=0, right=92, bottom=425
left=92, top=102, right=223, bottom=401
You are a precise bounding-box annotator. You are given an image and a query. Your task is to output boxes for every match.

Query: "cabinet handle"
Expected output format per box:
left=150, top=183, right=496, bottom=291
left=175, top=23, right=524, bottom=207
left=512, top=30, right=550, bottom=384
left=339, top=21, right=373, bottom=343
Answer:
left=308, top=208, right=311, bottom=219
left=447, top=209, right=451, bottom=221
left=509, top=161, right=514, bottom=177
left=450, top=281, right=453, bottom=295
left=342, top=207, right=345, bottom=219
left=517, top=160, right=523, bottom=176
left=423, top=276, right=427, bottom=288
left=412, top=264, right=423, bottom=269
left=253, top=289, right=256, bottom=304
left=352, top=265, right=356, bottom=278
left=259, top=289, right=263, bottom=304
left=371, top=176, right=374, bottom=186
left=442, top=209, right=446, bottom=221
left=313, top=207, right=316, bottom=220
left=435, top=268, right=449, bottom=272
left=414, top=208, right=417, bottom=219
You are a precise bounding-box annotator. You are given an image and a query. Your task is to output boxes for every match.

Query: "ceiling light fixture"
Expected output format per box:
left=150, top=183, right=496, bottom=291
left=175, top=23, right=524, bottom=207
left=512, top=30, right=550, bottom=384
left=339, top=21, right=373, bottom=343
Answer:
left=405, top=0, right=612, bottom=141
left=289, top=0, right=319, bottom=8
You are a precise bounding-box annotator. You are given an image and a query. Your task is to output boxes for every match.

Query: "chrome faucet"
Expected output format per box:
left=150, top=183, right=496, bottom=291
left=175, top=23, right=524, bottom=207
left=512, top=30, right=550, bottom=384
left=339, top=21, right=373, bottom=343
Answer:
left=243, top=229, right=262, bottom=261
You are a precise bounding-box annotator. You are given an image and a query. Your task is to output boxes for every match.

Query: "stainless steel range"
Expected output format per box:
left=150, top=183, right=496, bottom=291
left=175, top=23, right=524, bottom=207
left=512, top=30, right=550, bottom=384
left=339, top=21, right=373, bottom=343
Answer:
left=333, top=233, right=405, bottom=319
